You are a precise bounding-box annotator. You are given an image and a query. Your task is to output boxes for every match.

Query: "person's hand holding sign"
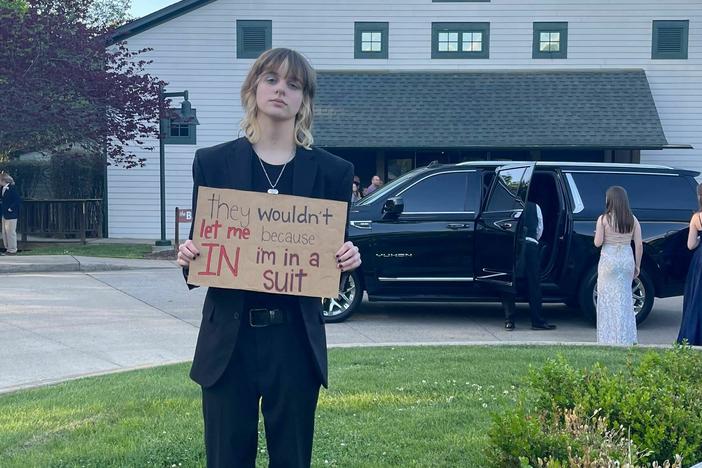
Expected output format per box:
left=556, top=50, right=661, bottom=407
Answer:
left=336, top=241, right=361, bottom=272
left=177, top=239, right=199, bottom=267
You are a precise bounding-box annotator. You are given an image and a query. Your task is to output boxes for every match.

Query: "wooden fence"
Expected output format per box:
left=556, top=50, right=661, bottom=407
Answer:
left=17, top=199, right=103, bottom=244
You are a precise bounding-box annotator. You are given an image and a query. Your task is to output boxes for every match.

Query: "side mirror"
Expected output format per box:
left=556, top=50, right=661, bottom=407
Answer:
left=382, top=196, right=404, bottom=218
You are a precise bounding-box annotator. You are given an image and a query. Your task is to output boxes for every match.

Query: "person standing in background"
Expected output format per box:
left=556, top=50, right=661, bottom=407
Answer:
left=0, top=172, right=21, bottom=255
left=351, top=180, right=364, bottom=203
left=502, top=200, right=556, bottom=331
left=594, top=186, right=642, bottom=345
left=364, top=175, right=383, bottom=196
left=677, top=183, right=702, bottom=345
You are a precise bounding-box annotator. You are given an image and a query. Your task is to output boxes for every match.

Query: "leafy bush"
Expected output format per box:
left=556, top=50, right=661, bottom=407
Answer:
left=487, top=345, right=702, bottom=467
left=48, top=152, right=104, bottom=199
left=519, top=408, right=683, bottom=468
left=0, top=159, right=49, bottom=199
left=0, top=153, right=104, bottom=200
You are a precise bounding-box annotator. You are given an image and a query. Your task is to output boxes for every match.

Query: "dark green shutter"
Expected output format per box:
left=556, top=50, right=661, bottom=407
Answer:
left=652, top=20, right=688, bottom=59
left=237, top=20, right=272, bottom=59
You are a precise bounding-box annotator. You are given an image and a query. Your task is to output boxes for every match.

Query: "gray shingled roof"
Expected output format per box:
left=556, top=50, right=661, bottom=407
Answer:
left=313, top=69, right=668, bottom=149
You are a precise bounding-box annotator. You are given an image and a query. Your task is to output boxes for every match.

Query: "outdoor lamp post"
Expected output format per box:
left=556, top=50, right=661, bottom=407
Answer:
left=155, top=86, right=199, bottom=247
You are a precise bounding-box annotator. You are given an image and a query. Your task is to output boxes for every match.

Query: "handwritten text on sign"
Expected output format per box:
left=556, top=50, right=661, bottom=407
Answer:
left=187, top=187, right=348, bottom=298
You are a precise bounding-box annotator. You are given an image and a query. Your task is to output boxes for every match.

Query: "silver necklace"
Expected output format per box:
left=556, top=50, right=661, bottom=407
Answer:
left=257, top=147, right=296, bottom=195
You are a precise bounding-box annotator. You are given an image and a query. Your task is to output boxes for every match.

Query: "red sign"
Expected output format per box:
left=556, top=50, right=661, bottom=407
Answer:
left=177, top=208, right=192, bottom=223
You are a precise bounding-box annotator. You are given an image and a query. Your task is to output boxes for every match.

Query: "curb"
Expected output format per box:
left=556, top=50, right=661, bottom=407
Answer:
left=0, top=255, right=178, bottom=274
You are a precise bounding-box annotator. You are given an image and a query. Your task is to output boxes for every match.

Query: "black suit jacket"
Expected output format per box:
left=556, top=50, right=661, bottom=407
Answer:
left=185, top=138, right=353, bottom=388
left=1, top=185, right=21, bottom=220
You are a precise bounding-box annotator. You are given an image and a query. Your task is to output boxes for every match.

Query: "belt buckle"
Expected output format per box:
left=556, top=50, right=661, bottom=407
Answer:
left=249, top=308, right=272, bottom=327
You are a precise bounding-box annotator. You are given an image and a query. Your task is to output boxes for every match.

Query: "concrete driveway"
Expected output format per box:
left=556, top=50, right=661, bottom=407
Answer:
left=0, top=267, right=685, bottom=394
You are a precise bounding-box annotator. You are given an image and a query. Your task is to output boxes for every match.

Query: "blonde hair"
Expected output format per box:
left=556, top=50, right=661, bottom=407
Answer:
left=0, top=173, right=14, bottom=185
left=240, top=48, right=316, bottom=149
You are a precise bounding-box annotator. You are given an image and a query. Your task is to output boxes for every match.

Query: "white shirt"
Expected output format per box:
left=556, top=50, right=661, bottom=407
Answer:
left=525, top=204, right=543, bottom=244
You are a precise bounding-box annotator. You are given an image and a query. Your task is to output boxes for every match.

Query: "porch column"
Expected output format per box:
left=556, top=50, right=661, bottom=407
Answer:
left=375, top=150, right=385, bottom=179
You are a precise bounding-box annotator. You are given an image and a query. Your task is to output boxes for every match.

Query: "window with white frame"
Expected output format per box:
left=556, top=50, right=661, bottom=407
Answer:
left=432, top=23, right=489, bottom=59
left=355, top=22, right=389, bottom=59
left=533, top=22, right=568, bottom=59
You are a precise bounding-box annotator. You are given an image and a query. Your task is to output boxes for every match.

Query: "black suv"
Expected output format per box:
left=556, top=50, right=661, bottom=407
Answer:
left=323, top=161, right=700, bottom=324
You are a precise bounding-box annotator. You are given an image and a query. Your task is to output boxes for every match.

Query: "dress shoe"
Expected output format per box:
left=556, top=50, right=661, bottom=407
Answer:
left=531, top=322, right=556, bottom=330
left=505, top=320, right=515, bottom=330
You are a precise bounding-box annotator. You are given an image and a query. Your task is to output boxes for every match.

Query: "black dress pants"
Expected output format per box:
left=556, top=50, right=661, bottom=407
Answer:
left=503, top=241, right=547, bottom=326
left=201, top=309, right=321, bottom=468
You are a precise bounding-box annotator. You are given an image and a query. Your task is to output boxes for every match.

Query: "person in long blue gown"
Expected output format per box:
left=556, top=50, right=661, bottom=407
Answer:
left=677, top=183, right=702, bottom=346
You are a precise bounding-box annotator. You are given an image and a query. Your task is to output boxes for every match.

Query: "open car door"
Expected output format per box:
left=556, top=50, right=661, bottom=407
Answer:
left=474, top=163, right=535, bottom=291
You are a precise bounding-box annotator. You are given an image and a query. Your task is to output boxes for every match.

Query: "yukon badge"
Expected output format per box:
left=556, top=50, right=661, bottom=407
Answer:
left=376, top=253, right=413, bottom=258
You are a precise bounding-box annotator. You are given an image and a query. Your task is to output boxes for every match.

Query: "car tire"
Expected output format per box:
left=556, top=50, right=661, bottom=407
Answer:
left=578, top=265, right=655, bottom=326
left=322, top=269, right=363, bottom=323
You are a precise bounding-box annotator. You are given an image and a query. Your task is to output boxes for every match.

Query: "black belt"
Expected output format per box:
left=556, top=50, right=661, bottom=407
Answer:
left=248, top=308, right=287, bottom=327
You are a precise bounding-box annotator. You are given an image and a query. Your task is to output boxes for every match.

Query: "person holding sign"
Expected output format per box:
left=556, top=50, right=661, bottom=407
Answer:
left=177, top=48, right=361, bottom=468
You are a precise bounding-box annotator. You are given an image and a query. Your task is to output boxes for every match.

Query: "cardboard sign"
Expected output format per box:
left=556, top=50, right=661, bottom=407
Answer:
left=187, top=187, right=348, bottom=298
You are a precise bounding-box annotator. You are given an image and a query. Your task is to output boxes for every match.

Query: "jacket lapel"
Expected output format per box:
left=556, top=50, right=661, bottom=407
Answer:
left=226, top=138, right=253, bottom=191
left=292, top=148, right=318, bottom=198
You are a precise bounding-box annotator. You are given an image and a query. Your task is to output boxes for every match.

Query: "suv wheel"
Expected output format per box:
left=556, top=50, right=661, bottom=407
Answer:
left=578, top=266, right=654, bottom=325
left=322, top=269, right=363, bottom=323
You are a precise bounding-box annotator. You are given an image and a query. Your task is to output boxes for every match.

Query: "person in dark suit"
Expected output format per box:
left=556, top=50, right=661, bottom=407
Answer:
left=177, top=48, right=361, bottom=468
left=0, top=172, right=21, bottom=255
left=502, top=200, right=556, bottom=331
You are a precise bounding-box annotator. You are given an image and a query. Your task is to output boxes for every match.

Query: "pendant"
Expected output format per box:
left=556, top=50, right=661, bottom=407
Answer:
left=267, top=188, right=279, bottom=195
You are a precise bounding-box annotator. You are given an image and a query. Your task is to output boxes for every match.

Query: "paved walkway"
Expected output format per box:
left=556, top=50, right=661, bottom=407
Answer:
left=0, top=256, right=686, bottom=394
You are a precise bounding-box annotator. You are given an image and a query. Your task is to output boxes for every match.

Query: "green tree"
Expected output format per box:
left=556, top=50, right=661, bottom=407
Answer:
left=87, top=0, right=132, bottom=28
left=0, top=0, right=27, bottom=13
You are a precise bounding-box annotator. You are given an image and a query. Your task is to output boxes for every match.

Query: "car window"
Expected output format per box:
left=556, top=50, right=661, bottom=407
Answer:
left=399, top=172, right=476, bottom=213
left=356, top=168, right=423, bottom=206
left=566, top=172, right=698, bottom=217
left=485, top=167, right=526, bottom=212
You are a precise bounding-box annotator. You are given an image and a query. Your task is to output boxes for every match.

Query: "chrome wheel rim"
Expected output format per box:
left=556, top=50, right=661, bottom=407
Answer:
left=593, top=277, right=646, bottom=317
left=322, top=273, right=357, bottom=318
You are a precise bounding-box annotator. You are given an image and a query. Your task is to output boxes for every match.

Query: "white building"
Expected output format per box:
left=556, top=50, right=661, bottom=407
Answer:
left=107, top=0, right=701, bottom=239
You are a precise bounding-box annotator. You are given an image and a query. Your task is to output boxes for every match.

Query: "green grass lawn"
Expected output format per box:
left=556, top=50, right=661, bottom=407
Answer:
left=0, top=345, right=651, bottom=467
left=17, top=243, right=154, bottom=259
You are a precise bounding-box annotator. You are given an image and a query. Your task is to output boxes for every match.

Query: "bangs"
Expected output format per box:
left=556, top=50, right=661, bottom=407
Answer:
left=255, top=49, right=315, bottom=97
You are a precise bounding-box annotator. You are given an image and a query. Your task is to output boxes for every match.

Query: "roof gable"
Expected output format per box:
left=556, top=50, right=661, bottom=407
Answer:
left=108, top=0, right=217, bottom=44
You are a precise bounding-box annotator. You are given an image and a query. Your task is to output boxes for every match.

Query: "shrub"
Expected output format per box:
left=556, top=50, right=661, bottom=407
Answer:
left=48, top=152, right=104, bottom=199
left=487, top=345, right=702, bottom=467
left=521, top=408, right=683, bottom=468
left=0, top=159, right=49, bottom=199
